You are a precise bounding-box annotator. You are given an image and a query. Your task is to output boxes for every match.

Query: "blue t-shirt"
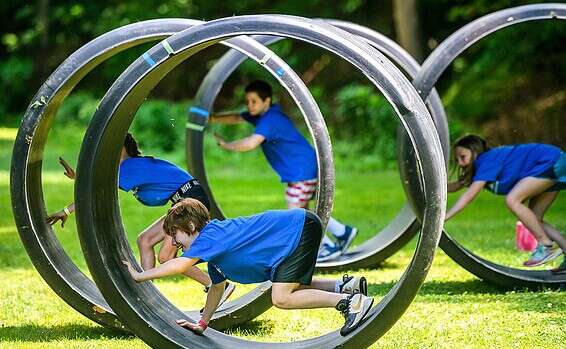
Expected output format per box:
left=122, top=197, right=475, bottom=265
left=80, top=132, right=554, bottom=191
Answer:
left=241, top=104, right=318, bottom=182
left=119, top=157, right=192, bottom=206
left=472, top=144, right=561, bottom=195
left=181, top=208, right=306, bottom=284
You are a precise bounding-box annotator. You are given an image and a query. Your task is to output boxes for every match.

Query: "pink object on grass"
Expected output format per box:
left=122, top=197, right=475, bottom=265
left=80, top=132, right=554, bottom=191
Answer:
left=515, top=221, right=538, bottom=252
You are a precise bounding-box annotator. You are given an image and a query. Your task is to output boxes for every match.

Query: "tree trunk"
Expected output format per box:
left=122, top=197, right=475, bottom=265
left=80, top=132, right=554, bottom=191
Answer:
left=37, top=0, right=49, bottom=79
left=392, top=0, right=423, bottom=62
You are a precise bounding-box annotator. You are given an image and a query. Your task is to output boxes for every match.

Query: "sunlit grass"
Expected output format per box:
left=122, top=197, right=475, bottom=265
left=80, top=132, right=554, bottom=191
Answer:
left=1, top=127, right=565, bottom=348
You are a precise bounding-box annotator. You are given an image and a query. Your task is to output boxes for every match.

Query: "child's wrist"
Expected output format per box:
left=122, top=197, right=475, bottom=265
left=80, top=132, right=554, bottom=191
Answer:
left=198, top=319, right=207, bottom=330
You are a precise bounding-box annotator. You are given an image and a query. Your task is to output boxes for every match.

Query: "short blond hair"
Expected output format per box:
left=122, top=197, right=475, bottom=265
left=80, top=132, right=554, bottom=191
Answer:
left=163, top=198, right=210, bottom=236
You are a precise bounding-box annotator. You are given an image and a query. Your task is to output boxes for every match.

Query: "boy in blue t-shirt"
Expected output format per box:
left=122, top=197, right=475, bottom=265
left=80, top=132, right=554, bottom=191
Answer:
left=210, top=80, right=357, bottom=262
left=123, top=198, right=374, bottom=336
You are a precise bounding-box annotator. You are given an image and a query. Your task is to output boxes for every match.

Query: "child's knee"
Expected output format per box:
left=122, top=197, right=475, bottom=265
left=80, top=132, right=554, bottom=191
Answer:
left=504, top=195, right=519, bottom=210
left=271, top=291, right=292, bottom=309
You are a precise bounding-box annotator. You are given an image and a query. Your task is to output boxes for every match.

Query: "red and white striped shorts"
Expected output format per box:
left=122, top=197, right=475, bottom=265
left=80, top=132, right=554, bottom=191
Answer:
left=285, top=178, right=318, bottom=208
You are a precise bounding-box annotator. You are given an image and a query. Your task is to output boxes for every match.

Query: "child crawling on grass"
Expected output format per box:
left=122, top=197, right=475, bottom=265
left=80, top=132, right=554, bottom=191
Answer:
left=123, top=198, right=373, bottom=336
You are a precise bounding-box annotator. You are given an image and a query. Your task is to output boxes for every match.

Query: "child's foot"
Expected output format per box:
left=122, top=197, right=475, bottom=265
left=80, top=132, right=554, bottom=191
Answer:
left=336, top=293, right=374, bottom=336
left=317, top=242, right=341, bottom=262
left=523, top=243, right=562, bottom=267
left=339, top=274, right=367, bottom=296
left=200, top=282, right=236, bottom=313
left=335, top=225, right=358, bottom=254
left=551, top=256, right=566, bottom=274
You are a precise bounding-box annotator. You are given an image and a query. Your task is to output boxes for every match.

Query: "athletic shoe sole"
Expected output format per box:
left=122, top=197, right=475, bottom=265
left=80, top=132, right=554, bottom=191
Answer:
left=317, top=249, right=341, bottom=262
left=340, top=295, right=374, bottom=336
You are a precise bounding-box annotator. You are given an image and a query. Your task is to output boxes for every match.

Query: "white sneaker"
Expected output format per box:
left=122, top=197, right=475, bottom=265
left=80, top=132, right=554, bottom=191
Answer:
left=339, top=274, right=367, bottom=296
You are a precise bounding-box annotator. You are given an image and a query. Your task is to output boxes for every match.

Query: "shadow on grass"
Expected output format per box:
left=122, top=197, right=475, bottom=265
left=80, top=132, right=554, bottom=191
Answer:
left=0, top=323, right=133, bottom=342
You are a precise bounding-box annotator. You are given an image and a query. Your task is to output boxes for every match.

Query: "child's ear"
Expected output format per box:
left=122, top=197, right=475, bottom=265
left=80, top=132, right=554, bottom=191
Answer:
left=189, top=222, right=196, bottom=233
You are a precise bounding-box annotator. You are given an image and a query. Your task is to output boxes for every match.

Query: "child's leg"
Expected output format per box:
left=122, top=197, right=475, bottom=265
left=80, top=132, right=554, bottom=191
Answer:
left=505, top=177, right=555, bottom=245
left=137, top=215, right=167, bottom=270
left=327, top=217, right=346, bottom=238
left=271, top=282, right=344, bottom=309
left=529, top=191, right=566, bottom=251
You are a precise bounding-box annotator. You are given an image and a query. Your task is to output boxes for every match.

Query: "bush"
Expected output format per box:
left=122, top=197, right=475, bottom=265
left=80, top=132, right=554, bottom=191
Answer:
left=334, top=83, right=399, bottom=166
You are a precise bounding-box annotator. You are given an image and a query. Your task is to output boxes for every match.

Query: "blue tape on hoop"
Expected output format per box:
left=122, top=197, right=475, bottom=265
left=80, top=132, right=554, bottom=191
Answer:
left=276, top=67, right=285, bottom=76
left=189, top=106, right=210, bottom=117
left=142, top=53, right=156, bottom=67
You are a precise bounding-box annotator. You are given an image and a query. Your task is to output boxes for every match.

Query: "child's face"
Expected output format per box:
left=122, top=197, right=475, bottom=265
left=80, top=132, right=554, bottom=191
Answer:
left=245, top=92, right=271, bottom=116
left=171, top=229, right=196, bottom=251
left=454, top=146, right=473, bottom=167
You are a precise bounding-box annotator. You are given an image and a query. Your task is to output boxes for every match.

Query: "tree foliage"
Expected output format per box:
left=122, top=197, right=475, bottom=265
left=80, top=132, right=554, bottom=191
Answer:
left=0, top=0, right=564, bottom=152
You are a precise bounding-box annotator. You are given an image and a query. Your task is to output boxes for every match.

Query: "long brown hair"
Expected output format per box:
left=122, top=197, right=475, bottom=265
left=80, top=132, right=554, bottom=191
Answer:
left=452, top=134, right=489, bottom=186
left=124, top=133, right=141, bottom=157
left=163, top=198, right=210, bottom=236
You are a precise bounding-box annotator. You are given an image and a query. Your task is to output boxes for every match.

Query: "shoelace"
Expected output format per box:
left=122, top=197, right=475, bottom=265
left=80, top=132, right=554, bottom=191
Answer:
left=338, top=296, right=352, bottom=318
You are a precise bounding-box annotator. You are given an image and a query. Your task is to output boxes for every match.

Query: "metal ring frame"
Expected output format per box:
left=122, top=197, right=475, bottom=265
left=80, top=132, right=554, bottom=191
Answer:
left=9, top=18, right=316, bottom=332
left=403, top=3, right=566, bottom=289
left=185, top=19, right=450, bottom=272
left=74, top=14, right=445, bottom=348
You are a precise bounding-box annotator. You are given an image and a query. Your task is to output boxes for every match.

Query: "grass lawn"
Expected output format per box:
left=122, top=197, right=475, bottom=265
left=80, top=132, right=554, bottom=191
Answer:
left=1, top=126, right=565, bottom=348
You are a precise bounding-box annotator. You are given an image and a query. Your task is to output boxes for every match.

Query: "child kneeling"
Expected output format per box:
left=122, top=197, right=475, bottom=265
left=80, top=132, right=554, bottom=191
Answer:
left=123, top=198, right=373, bottom=336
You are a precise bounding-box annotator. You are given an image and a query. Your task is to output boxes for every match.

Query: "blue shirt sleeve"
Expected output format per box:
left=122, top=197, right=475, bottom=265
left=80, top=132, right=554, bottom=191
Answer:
left=118, top=162, right=135, bottom=191
left=207, top=263, right=226, bottom=284
left=255, top=116, right=277, bottom=142
left=472, top=151, right=502, bottom=182
left=181, top=230, right=224, bottom=262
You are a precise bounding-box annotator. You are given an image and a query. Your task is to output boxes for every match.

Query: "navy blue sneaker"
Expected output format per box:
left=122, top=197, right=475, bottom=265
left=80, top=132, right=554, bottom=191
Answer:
left=317, top=243, right=341, bottom=262
left=336, top=293, right=374, bottom=336
left=335, top=226, right=358, bottom=254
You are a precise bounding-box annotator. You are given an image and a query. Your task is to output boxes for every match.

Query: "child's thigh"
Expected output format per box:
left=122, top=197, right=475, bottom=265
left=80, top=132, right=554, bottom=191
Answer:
left=508, top=177, right=555, bottom=202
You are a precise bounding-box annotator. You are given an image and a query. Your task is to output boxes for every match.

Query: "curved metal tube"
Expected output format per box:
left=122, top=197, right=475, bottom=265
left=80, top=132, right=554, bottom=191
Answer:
left=75, top=14, right=445, bottom=348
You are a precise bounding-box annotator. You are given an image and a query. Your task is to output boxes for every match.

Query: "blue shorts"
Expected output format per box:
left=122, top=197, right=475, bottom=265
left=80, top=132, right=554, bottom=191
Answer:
left=549, top=152, right=566, bottom=192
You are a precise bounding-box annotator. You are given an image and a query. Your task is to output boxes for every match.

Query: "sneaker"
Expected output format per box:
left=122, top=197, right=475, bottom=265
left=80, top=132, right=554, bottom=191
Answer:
left=336, top=293, right=374, bottom=336
left=201, top=282, right=236, bottom=313
left=551, top=256, right=566, bottom=274
left=339, top=274, right=367, bottom=296
left=317, top=242, right=341, bottom=262
left=335, top=225, right=358, bottom=254
left=523, top=243, right=562, bottom=267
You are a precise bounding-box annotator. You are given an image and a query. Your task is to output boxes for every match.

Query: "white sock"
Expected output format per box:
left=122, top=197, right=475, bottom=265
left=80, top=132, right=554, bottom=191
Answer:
left=326, top=216, right=346, bottom=237
left=335, top=280, right=342, bottom=293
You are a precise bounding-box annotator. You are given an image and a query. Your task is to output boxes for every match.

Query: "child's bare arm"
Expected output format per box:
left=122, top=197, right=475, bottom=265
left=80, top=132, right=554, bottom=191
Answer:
left=447, top=180, right=464, bottom=193
left=215, top=133, right=265, bottom=152
left=209, top=112, right=243, bottom=124
left=123, top=257, right=197, bottom=282
left=201, top=281, right=226, bottom=322
left=176, top=281, right=225, bottom=334
left=445, top=181, right=486, bottom=221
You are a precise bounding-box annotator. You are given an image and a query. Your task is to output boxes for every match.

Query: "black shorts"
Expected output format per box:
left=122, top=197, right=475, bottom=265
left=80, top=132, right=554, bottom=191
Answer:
left=171, top=183, right=211, bottom=210
left=272, top=211, right=323, bottom=285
